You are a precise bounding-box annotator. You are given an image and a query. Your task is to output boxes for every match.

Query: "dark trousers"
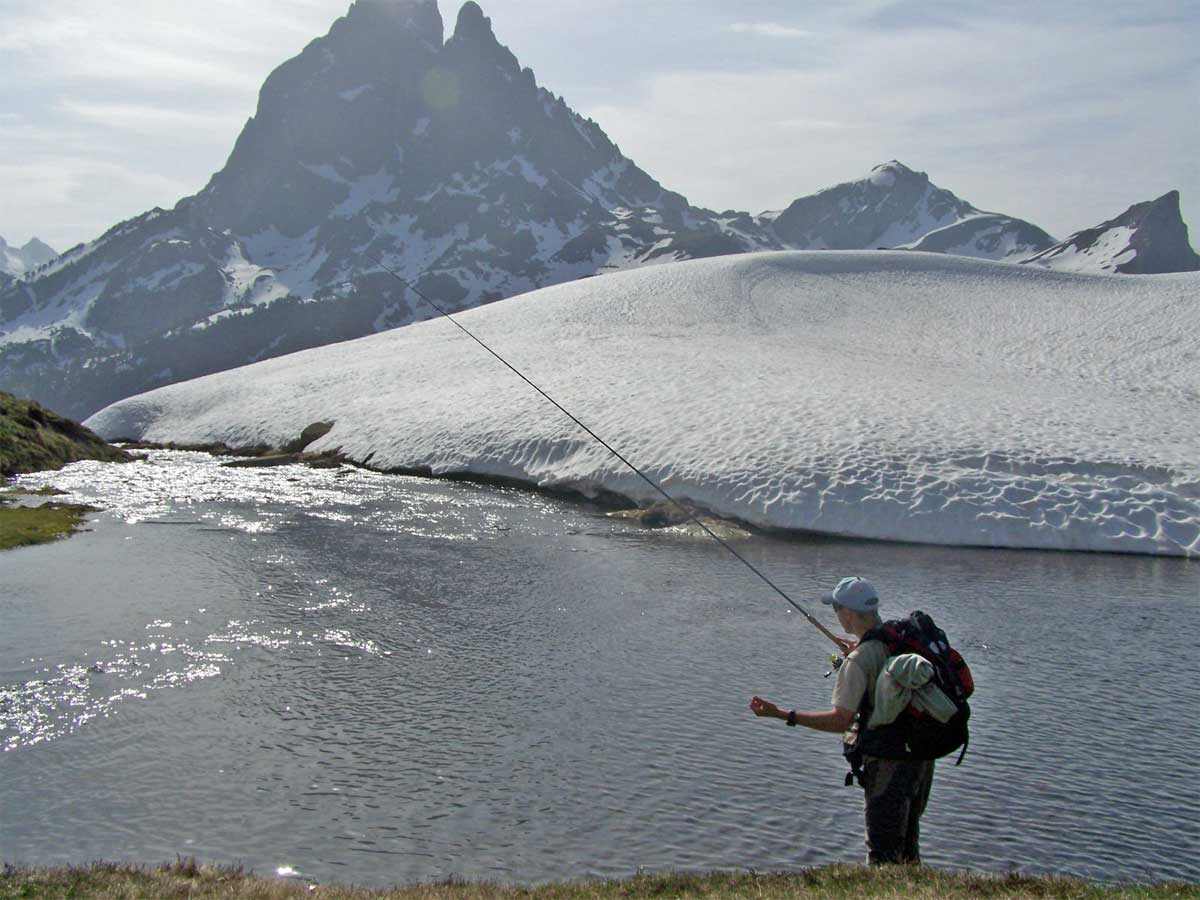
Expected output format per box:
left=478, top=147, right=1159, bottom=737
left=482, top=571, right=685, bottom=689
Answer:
left=861, top=757, right=935, bottom=864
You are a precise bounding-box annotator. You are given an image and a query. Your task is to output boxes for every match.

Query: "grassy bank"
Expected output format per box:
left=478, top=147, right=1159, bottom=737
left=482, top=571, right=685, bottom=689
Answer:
left=0, top=862, right=1194, bottom=900
left=0, top=391, right=132, bottom=478
left=0, top=501, right=96, bottom=550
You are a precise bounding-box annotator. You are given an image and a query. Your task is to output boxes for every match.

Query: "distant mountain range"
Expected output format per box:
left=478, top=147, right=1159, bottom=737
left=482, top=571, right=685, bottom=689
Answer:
left=2, top=0, right=1197, bottom=421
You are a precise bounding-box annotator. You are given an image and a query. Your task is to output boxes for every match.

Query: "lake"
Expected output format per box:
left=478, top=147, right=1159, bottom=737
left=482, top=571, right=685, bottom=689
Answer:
left=1, top=451, right=1197, bottom=886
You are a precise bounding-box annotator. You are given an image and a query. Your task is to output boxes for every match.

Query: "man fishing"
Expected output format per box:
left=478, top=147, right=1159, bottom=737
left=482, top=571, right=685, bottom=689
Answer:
left=750, top=576, right=935, bottom=866
left=376, top=253, right=964, bottom=865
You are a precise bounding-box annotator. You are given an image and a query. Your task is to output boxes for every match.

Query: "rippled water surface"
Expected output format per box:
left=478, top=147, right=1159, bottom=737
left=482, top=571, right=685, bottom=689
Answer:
left=2, top=452, right=1197, bottom=886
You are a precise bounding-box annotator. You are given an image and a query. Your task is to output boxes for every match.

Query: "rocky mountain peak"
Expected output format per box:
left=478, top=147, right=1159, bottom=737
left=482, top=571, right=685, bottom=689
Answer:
left=1023, top=189, right=1200, bottom=274
left=346, top=0, right=444, bottom=43
left=23, top=237, right=56, bottom=260
left=445, top=1, right=523, bottom=80
left=453, top=2, right=491, bottom=41
left=770, top=160, right=975, bottom=250
left=868, top=160, right=925, bottom=187
left=188, top=0, right=448, bottom=234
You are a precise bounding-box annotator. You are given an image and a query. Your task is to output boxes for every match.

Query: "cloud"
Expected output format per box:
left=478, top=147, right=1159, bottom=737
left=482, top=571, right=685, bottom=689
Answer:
left=0, top=156, right=193, bottom=251
left=728, top=23, right=813, bottom=39
left=587, top=12, right=1200, bottom=237
left=776, top=118, right=853, bottom=132
left=57, top=100, right=246, bottom=138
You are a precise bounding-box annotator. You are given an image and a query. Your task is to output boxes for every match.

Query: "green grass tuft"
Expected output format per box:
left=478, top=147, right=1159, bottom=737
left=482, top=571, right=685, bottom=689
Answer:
left=0, top=390, right=132, bottom=478
left=0, top=862, right=1194, bottom=900
left=0, top=503, right=96, bottom=550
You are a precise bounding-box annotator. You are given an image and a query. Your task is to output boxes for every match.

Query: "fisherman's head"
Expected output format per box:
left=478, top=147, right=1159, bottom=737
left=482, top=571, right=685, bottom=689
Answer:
left=822, top=576, right=882, bottom=635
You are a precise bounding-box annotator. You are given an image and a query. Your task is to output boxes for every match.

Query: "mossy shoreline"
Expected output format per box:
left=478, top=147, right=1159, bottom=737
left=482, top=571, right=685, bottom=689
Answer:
left=0, top=392, right=134, bottom=550
left=0, top=391, right=132, bottom=478
left=0, top=500, right=98, bottom=550
left=0, top=861, right=1194, bottom=900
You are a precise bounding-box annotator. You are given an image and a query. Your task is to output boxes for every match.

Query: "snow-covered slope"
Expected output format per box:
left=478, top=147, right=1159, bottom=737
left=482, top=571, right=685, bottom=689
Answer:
left=1023, top=191, right=1200, bottom=274
left=87, top=251, right=1200, bottom=557
left=899, top=213, right=1055, bottom=261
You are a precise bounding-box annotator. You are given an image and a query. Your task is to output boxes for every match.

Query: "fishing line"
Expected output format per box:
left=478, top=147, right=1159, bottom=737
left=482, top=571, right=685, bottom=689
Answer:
left=371, top=256, right=846, bottom=652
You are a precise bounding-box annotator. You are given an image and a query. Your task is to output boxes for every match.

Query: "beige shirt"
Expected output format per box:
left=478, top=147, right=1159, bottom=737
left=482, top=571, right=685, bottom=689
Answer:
left=831, top=639, right=890, bottom=717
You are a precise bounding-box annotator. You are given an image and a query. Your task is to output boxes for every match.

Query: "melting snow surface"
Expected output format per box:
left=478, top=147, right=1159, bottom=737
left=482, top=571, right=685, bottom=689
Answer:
left=87, top=252, right=1200, bottom=557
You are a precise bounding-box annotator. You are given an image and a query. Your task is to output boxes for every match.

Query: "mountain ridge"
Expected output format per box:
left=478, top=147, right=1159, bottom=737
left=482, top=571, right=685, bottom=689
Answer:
left=1, top=0, right=1195, bottom=422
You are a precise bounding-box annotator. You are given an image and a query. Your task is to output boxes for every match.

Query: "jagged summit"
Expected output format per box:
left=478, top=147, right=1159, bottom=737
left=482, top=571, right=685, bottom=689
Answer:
left=453, top=1, right=491, bottom=40
left=190, top=0, right=449, bottom=234
left=445, top=1, right=526, bottom=80
left=347, top=0, right=443, bottom=38
left=1023, top=190, right=1200, bottom=274
left=867, top=160, right=922, bottom=185
left=770, top=160, right=976, bottom=250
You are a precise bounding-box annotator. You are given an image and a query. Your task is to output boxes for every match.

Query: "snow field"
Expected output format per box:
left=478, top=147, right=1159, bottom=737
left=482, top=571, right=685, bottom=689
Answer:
left=87, top=251, right=1200, bottom=557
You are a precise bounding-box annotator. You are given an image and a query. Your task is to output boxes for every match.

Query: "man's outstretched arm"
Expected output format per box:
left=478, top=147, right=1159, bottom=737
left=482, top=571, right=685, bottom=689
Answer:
left=749, top=696, right=855, bottom=734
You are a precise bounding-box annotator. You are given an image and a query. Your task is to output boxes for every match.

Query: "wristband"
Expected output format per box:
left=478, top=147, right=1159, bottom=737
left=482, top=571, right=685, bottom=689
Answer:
left=786, top=709, right=797, bottom=727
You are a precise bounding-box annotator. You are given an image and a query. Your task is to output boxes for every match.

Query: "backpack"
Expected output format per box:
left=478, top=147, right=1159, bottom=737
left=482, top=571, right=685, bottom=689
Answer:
left=842, top=610, right=974, bottom=784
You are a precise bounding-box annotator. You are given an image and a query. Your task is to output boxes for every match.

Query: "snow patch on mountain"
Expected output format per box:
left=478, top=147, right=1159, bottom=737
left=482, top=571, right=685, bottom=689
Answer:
left=338, top=84, right=373, bottom=101
left=872, top=184, right=965, bottom=247
left=88, top=252, right=1200, bottom=558
left=0, top=258, right=118, bottom=347
left=901, top=213, right=1057, bottom=261
left=869, top=166, right=897, bottom=188
left=1027, top=226, right=1136, bottom=273
left=332, top=169, right=400, bottom=218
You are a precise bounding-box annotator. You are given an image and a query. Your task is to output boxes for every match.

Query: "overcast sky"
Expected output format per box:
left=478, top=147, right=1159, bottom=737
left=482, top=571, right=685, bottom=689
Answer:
left=2, top=0, right=1198, bottom=252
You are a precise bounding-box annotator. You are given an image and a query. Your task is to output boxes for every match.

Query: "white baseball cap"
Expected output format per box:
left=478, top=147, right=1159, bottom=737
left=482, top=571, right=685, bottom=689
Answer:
left=821, top=576, right=880, bottom=613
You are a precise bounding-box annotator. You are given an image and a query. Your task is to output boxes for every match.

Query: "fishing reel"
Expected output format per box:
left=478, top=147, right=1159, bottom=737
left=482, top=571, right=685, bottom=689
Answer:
left=823, top=653, right=844, bottom=678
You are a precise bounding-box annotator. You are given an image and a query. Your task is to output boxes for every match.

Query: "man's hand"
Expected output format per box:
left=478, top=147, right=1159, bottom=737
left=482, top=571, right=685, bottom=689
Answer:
left=835, top=636, right=858, bottom=655
left=749, top=696, right=784, bottom=719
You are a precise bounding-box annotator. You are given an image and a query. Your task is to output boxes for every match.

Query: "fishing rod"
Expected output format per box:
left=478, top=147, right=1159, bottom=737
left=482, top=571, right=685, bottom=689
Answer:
left=371, top=255, right=848, bottom=654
